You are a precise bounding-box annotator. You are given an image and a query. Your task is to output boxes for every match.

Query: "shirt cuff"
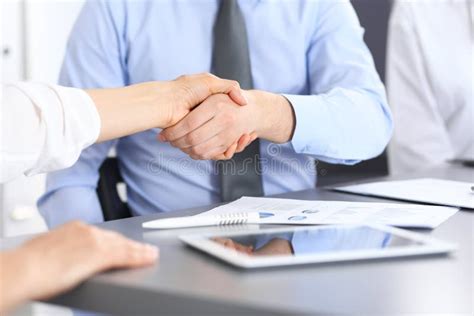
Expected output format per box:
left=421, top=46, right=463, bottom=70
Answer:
left=284, top=94, right=331, bottom=155
left=11, top=82, right=101, bottom=176
left=33, top=85, right=101, bottom=175
left=283, top=94, right=360, bottom=165
left=52, top=85, right=101, bottom=146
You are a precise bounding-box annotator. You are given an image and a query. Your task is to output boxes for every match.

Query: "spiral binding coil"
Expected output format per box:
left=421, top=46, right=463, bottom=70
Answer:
left=217, top=213, right=252, bottom=225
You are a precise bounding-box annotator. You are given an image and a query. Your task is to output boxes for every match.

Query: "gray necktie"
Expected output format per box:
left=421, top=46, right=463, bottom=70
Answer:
left=212, top=0, right=264, bottom=202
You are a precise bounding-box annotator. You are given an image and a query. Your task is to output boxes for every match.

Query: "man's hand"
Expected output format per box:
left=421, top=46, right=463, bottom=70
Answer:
left=0, top=222, right=158, bottom=312
left=160, top=90, right=296, bottom=160
left=160, top=93, right=257, bottom=160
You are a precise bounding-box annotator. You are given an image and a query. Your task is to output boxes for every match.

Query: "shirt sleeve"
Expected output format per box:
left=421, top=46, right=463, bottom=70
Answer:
left=285, top=0, right=393, bottom=165
left=386, top=2, right=454, bottom=174
left=37, top=0, right=127, bottom=227
left=1, top=83, right=100, bottom=183
left=291, top=227, right=391, bottom=255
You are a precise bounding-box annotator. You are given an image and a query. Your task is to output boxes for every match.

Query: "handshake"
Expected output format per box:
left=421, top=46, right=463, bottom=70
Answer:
left=122, top=73, right=295, bottom=160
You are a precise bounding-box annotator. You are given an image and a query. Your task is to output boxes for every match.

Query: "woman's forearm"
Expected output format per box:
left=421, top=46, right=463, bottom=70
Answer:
left=86, top=81, right=175, bottom=142
left=86, top=74, right=247, bottom=143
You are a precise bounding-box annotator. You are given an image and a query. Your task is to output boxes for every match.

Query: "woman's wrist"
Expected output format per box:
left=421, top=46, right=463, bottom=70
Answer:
left=86, top=81, right=175, bottom=142
left=121, top=81, right=176, bottom=128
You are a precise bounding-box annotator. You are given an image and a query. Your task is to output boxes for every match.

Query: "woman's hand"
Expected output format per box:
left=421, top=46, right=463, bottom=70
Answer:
left=0, top=221, right=158, bottom=312
left=87, top=73, right=248, bottom=142
left=167, top=73, right=248, bottom=127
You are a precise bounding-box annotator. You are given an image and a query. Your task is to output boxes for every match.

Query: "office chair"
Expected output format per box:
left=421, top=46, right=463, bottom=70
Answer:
left=97, top=157, right=132, bottom=221
left=316, top=0, right=393, bottom=187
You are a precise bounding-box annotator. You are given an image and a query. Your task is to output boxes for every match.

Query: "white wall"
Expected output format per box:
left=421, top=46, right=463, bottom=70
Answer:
left=1, top=0, right=85, bottom=238
left=2, top=0, right=25, bottom=82
left=24, top=0, right=85, bottom=82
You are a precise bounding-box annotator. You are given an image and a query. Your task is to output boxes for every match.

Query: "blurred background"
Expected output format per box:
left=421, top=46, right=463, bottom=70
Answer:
left=2, top=0, right=85, bottom=240
left=2, top=2, right=85, bottom=314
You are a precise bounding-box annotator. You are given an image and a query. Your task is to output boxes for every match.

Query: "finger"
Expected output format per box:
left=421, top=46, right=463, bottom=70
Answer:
left=246, top=133, right=258, bottom=147
left=161, top=104, right=215, bottom=141
left=213, top=139, right=242, bottom=160
left=227, top=86, right=248, bottom=107
left=249, top=132, right=258, bottom=143
left=212, top=153, right=228, bottom=161
left=169, top=116, right=227, bottom=149
left=185, top=141, right=229, bottom=160
left=223, top=142, right=238, bottom=159
left=188, top=131, right=241, bottom=160
left=235, top=134, right=250, bottom=153
left=204, top=75, right=248, bottom=106
left=122, top=243, right=159, bottom=268
left=107, top=237, right=159, bottom=269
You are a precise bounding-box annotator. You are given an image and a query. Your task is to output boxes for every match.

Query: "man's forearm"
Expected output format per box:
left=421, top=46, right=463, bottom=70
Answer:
left=247, top=90, right=296, bottom=143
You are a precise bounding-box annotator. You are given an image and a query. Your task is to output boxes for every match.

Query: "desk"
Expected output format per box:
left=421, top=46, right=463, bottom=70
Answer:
left=4, top=164, right=474, bottom=315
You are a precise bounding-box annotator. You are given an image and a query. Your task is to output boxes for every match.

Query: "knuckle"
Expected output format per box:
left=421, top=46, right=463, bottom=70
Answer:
left=184, top=118, right=196, bottom=131
left=184, top=133, right=197, bottom=145
left=201, top=72, right=214, bottom=79
left=85, top=230, right=101, bottom=248
left=178, top=74, right=189, bottom=81
left=192, top=148, right=207, bottom=160
left=230, top=80, right=240, bottom=90
left=202, top=73, right=217, bottom=84
left=69, top=220, right=85, bottom=230
left=194, top=147, right=206, bottom=157
left=189, top=147, right=199, bottom=157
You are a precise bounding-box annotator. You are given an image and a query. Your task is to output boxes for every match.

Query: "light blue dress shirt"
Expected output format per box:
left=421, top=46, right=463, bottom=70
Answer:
left=38, top=0, right=393, bottom=227
left=239, top=226, right=392, bottom=255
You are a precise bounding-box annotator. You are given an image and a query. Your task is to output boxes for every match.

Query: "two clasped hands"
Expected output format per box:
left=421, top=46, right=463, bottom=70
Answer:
left=0, top=73, right=296, bottom=313
left=95, top=73, right=296, bottom=160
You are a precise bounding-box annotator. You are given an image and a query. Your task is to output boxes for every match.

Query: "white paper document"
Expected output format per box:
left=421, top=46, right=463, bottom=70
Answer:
left=334, top=178, right=474, bottom=210
left=200, top=197, right=458, bottom=229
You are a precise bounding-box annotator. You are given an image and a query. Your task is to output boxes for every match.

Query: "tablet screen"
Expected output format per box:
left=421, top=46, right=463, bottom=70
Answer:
left=209, top=226, right=424, bottom=257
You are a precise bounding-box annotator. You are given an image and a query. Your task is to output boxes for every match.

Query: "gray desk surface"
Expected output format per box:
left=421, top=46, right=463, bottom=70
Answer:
left=4, top=164, right=474, bottom=315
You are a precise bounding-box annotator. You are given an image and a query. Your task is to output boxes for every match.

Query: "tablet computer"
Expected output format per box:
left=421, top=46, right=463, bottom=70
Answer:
left=180, top=224, right=456, bottom=269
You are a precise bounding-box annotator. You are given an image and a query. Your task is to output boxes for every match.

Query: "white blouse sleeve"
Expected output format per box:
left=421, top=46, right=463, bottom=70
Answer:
left=1, top=82, right=101, bottom=183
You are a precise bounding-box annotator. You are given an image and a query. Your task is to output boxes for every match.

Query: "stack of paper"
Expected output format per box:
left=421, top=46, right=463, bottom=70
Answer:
left=334, top=178, right=474, bottom=210
left=199, top=197, right=458, bottom=229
